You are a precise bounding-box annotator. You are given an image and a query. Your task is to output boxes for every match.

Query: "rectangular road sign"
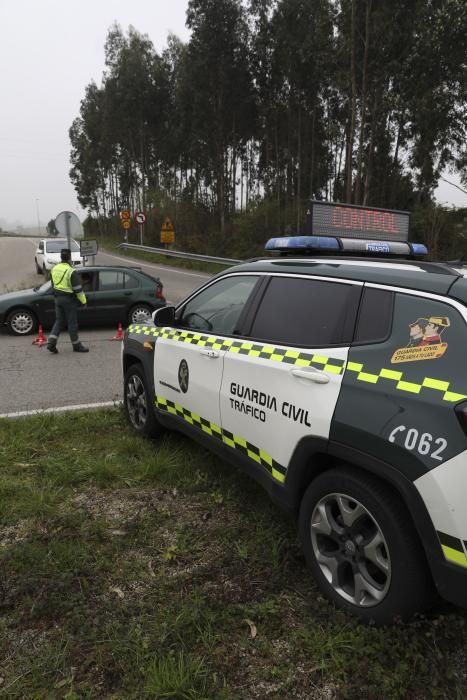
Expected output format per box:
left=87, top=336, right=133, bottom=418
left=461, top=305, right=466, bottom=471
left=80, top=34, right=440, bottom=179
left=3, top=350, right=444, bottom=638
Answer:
left=79, top=239, right=98, bottom=257
left=161, top=230, right=175, bottom=244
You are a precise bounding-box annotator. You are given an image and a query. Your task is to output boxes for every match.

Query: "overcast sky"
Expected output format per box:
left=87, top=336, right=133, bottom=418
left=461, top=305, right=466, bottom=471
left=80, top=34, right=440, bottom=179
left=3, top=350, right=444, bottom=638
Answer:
left=0, top=0, right=465, bottom=231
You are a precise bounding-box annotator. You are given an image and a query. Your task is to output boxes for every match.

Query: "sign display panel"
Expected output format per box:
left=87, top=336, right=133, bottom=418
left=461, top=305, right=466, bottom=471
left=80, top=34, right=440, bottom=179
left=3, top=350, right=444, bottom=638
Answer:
left=80, top=239, right=98, bottom=256
left=306, top=201, right=410, bottom=243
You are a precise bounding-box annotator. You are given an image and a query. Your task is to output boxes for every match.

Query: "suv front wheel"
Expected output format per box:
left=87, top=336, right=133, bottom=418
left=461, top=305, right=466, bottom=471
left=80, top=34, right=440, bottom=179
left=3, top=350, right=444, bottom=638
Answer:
left=124, top=364, right=164, bottom=438
left=299, top=467, right=435, bottom=625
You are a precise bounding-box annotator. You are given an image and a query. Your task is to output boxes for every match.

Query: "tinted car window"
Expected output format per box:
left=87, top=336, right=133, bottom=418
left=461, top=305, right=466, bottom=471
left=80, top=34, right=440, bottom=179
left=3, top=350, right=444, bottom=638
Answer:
left=354, top=287, right=394, bottom=344
left=124, top=273, right=139, bottom=289
left=179, top=276, right=259, bottom=335
left=250, top=276, right=357, bottom=346
left=98, top=271, right=124, bottom=291
left=45, top=240, right=80, bottom=253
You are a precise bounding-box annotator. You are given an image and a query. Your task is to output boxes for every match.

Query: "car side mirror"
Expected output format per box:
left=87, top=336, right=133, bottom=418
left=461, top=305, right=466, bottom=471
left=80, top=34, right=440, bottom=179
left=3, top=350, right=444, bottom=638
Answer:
left=152, top=305, right=175, bottom=327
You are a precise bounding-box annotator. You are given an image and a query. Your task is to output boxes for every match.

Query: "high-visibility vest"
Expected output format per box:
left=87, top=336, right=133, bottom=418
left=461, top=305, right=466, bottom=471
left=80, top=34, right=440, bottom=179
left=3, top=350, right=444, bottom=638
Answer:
left=51, top=263, right=86, bottom=304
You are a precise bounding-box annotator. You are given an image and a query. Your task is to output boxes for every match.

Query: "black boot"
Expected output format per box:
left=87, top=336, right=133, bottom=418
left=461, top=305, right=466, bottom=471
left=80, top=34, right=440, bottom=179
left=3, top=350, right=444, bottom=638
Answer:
left=73, top=343, right=89, bottom=353
left=46, top=345, right=58, bottom=354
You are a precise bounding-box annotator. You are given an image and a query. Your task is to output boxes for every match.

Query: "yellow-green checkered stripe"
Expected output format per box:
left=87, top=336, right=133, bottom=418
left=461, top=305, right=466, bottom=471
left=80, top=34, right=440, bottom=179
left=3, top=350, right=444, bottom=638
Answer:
left=346, top=362, right=467, bottom=403
left=437, top=531, right=467, bottom=569
left=155, top=396, right=287, bottom=484
left=127, top=325, right=345, bottom=374
left=128, top=325, right=467, bottom=404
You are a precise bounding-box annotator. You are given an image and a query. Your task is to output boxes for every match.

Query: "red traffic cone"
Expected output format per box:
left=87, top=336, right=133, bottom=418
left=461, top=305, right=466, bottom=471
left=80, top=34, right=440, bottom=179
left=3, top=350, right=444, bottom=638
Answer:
left=32, top=324, right=47, bottom=346
left=109, top=322, right=124, bottom=341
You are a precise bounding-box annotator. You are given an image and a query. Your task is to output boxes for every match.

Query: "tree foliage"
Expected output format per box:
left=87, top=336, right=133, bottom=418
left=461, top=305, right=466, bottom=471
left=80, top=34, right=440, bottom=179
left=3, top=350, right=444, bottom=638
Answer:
left=69, top=1, right=467, bottom=256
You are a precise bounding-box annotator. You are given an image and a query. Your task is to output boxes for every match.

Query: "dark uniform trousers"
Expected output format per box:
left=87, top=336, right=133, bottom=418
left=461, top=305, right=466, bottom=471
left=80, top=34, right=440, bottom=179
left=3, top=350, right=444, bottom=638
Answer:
left=49, top=293, right=80, bottom=347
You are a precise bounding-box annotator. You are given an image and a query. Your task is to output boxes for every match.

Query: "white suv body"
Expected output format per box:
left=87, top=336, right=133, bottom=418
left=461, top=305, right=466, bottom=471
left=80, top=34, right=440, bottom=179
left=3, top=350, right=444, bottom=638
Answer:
left=35, top=238, right=83, bottom=274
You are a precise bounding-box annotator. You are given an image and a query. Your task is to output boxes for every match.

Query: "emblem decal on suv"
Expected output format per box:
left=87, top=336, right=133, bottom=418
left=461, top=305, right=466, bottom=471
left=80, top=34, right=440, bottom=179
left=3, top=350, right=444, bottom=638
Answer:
left=391, top=316, right=450, bottom=363
left=178, top=360, right=189, bottom=393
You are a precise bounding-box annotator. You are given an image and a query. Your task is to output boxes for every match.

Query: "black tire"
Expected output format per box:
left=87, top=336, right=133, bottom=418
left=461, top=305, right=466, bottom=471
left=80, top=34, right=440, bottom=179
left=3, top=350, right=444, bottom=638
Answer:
left=43, top=265, right=50, bottom=280
left=6, top=308, right=38, bottom=336
left=128, top=304, right=153, bottom=325
left=299, top=467, right=435, bottom=625
left=35, top=259, right=42, bottom=274
left=123, top=364, right=164, bottom=438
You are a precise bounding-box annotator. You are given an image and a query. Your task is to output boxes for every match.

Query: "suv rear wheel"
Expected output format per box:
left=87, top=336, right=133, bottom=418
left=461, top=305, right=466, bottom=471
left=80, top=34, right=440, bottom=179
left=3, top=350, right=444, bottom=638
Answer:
left=124, top=364, right=164, bottom=438
left=299, top=467, right=435, bottom=625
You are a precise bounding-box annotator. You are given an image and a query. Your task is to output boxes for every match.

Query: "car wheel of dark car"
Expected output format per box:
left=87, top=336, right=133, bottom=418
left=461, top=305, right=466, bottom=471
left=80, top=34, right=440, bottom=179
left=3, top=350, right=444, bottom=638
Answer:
left=299, top=467, right=435, bottom=626
left=124, top=364, right=164, bottom=438
left=128, top=304, right=153, bottom=325
left=7, top=308, right=38, bottom=336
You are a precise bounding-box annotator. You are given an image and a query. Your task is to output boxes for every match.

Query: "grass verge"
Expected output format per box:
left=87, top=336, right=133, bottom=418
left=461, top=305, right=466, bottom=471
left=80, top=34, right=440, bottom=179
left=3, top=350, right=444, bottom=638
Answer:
left=0, top=409, right=466, bottom=698
left=99, top=238, right=233, bottom=276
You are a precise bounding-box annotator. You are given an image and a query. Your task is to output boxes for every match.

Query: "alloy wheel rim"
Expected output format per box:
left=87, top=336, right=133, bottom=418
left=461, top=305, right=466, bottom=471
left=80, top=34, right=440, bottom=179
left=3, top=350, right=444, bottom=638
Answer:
left=310, top=492, right=391, bottom=608
left=126, top=375, right=147, bottom=428
left=131, top=307, right=152, bottom=324
left=11, top=313, right=34, bottom=334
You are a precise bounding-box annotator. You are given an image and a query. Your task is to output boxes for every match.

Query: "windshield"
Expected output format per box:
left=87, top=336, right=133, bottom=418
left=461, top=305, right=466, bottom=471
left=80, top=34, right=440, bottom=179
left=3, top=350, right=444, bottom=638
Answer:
left=45, top=239, right=80, bottom=253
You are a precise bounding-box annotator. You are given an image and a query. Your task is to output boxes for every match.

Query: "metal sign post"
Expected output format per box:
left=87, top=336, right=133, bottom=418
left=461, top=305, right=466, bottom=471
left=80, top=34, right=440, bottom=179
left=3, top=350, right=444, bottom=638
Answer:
left=135, top=211, right=147, bottom=246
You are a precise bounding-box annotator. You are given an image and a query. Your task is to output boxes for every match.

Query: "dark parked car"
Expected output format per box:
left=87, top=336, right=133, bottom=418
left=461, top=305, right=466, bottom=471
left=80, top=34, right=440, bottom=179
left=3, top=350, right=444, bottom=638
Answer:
left=0, top=265, right=165, bottom=335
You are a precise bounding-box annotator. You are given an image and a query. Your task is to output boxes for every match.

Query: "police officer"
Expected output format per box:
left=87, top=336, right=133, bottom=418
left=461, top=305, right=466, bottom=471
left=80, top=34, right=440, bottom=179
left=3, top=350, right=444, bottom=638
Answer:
left=46, top=248, right=89, bottom=354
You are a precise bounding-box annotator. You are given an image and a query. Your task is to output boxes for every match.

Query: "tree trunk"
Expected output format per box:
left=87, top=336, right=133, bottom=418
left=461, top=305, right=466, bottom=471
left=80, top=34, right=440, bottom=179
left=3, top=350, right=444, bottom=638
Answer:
left=363, top=88, right=381, bottom=205
left=355, top=0, right=372, bottom=204
left=296, top=105, right=302, bottom=233
left=345, top=0, right=358, bottom=203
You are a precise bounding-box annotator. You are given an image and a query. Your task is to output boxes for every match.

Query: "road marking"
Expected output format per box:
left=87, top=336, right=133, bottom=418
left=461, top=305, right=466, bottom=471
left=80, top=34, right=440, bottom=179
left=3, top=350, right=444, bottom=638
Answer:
left=0, top=401, right=121, bottom=419
left=99, top=251, right=210, bottom=279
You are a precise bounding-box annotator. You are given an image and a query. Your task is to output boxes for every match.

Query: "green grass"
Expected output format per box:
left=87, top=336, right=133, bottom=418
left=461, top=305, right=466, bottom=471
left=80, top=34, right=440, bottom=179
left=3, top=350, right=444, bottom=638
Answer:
left=0, top=409, right=466, bottom=698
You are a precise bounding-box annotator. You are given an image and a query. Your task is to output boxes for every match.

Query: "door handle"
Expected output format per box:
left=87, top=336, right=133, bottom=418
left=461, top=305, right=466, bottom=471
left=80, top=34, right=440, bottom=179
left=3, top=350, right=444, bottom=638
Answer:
left=200, top=349, right=220, bottom=358
left=291, top=367, right=330, bottom=384
left=124, top=292, right=132, bottom=296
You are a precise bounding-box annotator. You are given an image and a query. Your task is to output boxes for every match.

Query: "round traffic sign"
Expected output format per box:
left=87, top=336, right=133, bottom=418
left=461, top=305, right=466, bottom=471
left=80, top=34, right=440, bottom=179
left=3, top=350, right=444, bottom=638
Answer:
left=121, top=209, right=131, bottom=220
left=122, top=220, right=131, bottom=230
left=135, top=211, right=147, bottom=225
left=55, top=211, right=81, bottom=237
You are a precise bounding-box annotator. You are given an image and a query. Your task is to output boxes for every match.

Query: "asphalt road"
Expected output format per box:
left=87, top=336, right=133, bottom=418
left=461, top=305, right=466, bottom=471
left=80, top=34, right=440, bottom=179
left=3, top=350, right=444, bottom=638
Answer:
left=0, top=237, right=211, bottom=415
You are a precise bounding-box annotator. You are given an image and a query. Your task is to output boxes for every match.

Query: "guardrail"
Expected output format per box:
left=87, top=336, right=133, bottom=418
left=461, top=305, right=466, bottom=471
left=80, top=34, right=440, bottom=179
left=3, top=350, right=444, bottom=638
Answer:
left=117, top=243, right=241, bottom=266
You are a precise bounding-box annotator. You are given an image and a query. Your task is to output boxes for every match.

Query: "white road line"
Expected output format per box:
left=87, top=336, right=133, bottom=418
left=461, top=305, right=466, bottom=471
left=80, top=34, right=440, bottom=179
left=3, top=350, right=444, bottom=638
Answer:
left=0, top=401, right=121, bottom=419
left=100, top=251, right=210, bottom=279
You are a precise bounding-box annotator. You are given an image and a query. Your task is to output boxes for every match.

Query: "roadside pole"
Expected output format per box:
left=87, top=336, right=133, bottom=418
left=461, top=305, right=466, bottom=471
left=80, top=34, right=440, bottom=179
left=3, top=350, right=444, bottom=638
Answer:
left=135, top=211, right=147, bottom=247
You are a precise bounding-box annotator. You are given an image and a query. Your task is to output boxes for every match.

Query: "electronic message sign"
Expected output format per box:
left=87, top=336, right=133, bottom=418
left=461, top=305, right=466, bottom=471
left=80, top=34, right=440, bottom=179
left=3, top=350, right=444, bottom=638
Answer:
left=305, top=201, right=410, bottom=243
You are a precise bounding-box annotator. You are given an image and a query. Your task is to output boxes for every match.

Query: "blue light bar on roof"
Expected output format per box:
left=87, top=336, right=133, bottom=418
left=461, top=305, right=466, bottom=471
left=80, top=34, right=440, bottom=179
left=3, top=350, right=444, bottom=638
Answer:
left=265, top=236, right=340, bottom=252
left=265, top=235, right=428, bottom=258
left=409, top=243, right=428, bottom=256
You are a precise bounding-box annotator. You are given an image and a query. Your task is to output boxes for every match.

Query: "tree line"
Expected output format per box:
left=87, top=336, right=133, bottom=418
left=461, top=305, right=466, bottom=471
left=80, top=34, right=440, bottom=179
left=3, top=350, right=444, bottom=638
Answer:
left=70, top=0, right=467, bottom=258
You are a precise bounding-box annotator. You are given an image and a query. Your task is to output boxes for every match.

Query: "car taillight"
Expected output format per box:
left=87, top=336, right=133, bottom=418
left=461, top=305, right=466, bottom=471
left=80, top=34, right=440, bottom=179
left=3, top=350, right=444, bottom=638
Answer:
left=455, top=401, right=467, bottom=435
left=155, top=286, right=164, bottom=300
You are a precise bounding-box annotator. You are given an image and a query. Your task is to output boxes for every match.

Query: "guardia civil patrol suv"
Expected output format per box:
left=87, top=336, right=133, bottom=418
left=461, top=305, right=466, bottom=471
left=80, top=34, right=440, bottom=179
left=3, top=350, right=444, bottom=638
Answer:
left=122, top=201, right=467, bottom=625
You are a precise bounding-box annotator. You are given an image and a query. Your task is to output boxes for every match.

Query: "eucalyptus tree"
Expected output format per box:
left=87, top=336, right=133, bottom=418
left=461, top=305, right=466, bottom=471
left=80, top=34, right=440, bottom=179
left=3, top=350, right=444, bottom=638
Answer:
left=185, top=0, right=256, bottom=237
